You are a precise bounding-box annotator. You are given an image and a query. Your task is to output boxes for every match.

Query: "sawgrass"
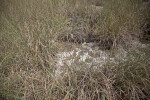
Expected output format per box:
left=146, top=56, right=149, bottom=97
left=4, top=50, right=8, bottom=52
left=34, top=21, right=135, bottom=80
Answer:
left=0, top=0, right=150, bottom=99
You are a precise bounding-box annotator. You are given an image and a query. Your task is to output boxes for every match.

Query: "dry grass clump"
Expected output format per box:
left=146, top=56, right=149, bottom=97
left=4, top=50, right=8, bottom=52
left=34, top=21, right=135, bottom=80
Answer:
left=1, top=47, right=150, bottom=100
left=93, top=0, right=148, bottom=48
left=0, top=0, right=150, bottom=100
left=114, top=47, right=150, bottom=100
left=59, top=0, right=149, bottom=49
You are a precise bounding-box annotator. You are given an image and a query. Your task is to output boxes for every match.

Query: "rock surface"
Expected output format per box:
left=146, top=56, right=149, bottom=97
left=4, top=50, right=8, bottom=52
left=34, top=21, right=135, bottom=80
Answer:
left=55, top=42, right=127, bottom=77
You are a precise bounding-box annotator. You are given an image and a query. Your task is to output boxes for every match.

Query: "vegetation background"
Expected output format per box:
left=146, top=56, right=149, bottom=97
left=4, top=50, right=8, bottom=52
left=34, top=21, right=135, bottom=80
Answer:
left=0, top=0, right=150, bottom=99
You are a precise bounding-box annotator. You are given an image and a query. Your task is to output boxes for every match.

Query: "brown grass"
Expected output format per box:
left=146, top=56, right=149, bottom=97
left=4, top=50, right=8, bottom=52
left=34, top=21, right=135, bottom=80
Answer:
left=0, top=0, right=150, bottom=100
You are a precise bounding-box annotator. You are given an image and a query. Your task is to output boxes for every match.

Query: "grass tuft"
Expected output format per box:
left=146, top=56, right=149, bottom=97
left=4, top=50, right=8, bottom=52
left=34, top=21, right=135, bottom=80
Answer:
left=0, top=0, right=150, bottom=99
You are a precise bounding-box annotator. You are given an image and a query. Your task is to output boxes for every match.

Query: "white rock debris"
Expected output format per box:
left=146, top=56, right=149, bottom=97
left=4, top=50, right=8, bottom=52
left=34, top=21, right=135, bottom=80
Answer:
left=55, top=43, right=115, bottom=76
left=55, top=41, right=149, bottom=76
